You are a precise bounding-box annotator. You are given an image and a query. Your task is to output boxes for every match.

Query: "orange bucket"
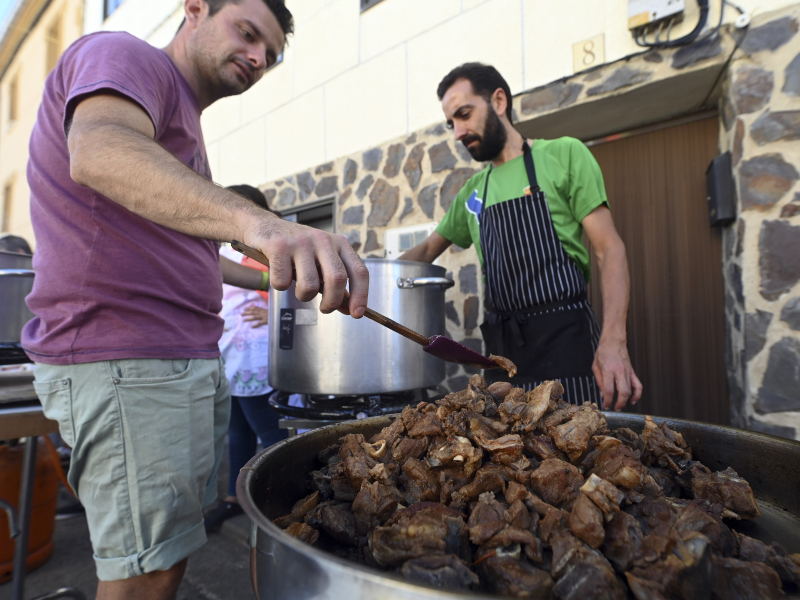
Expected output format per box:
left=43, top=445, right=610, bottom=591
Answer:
left=0, top=439, right=58, bottom=583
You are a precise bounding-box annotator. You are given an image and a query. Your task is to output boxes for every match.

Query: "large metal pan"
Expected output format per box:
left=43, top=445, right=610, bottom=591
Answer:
left=0, top=251, right=34, bottom=343
left=238, top=414, right=800, bottom=600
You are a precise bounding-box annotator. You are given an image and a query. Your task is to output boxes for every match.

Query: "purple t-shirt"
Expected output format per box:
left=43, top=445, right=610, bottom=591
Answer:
left=23, top=32, right=223, bottom=365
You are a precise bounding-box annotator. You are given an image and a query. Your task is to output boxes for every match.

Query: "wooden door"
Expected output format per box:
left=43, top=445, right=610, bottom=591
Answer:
left=586, top=115, right=729, bottom=424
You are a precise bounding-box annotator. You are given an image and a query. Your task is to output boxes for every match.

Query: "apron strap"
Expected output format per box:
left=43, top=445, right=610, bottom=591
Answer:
left=483, top=140, right=539, bottom=202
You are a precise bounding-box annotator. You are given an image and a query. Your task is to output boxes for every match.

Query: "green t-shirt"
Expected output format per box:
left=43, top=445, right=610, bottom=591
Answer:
left=436, top=137, right=608, bottom=282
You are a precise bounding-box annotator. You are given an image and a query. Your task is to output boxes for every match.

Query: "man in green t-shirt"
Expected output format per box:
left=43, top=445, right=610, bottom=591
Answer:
left=401, top=63, right=641, bottom=411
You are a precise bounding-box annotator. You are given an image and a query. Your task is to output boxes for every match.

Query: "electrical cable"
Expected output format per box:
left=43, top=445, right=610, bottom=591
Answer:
left=698, top=20, right=750, bottom=109
left=634, top=0, right=710, bottom=48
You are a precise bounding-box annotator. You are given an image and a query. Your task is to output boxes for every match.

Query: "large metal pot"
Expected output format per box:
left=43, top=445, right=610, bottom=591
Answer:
left=238, top=414, right=800, bottom=600
left=0, top=251, right=34, bottom=343
left=268, top=259, right=453, bottom=395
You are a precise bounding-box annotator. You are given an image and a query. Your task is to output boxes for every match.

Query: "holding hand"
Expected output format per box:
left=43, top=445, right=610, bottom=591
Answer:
left=242, top=305, right=269, bottom=328
left=592, top=339, right=643, bottom=412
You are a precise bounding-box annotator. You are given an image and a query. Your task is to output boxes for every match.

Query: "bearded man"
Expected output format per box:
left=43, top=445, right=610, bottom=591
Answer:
left=23, top=1, right=369, bottom=598
left=401, top=63, right=641, bottom=412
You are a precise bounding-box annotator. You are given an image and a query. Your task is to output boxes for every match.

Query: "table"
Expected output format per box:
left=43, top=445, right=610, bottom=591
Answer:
left=0, top=386, right=85, bottom=600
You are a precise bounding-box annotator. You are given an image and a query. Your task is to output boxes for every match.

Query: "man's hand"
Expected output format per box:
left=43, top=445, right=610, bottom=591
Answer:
left=593, top=339, right=643, bottom=411
left=242, top=305, right=269, bottom=328
left=67, top=92, right=369, bottom=318
left=583, top=206, right=642, bottom=411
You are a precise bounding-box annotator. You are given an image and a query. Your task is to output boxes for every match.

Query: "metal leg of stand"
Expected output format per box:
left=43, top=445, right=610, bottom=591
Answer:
left=12, top=435, right=37, bottom=600
left=31, top=589, right=87, bottom=600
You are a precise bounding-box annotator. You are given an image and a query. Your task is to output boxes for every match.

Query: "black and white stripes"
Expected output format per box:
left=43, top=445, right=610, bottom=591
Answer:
left=482, top=194, right=585, bottom=314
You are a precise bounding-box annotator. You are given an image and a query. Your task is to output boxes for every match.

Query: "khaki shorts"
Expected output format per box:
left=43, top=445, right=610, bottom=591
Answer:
left=34, top=358, right=231, bottom=581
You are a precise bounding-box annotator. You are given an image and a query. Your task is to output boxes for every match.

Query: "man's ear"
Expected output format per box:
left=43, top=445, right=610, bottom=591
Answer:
left=492, top=88, right=508, bottom=118
left=184, top=0, right=208, bottom=29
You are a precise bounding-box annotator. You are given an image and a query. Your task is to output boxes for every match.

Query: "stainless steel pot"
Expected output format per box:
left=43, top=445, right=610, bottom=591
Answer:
left=238, top=414, right=800, bottom=600
left=0, top=251, right=34, bottom=344
left=268, top=259, right=453, bottom=395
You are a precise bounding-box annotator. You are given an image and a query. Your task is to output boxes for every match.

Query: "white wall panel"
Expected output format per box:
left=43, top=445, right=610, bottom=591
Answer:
left=264, top=87, right=326, bottom=181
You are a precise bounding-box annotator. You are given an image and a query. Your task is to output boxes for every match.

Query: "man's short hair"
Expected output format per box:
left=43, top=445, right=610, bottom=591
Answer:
left=437, top=63, right=513, bottom=122
left=228, top=184, right=274, bottom=213
left=179, top=0, right=295, bottom=38
left=0, top=234, right=33, bottom=254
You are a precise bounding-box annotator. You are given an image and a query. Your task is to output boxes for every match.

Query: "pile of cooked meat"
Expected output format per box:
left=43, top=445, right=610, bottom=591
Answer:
left=273, top=375, right=800, bottom=599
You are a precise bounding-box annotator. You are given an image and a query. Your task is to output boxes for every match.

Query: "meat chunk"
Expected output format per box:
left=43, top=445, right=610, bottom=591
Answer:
left=602, top=511, right=644, bottom=572
left=641, top=416, right=692, bottom=473
left=522, top=433, right=560, bottom=461
left=690, top=466, right=760, bottom=519
left=338, top=434, right=379, bottom=489
left=426, top=435, right=483, bottom=476
left=550, top=532, right=627, bottom=600
left=450, top=467, right=506, bottom=508
left=487, top=381, right=513, bottom=401
left=400, top=555, right=479, bottom=591
left=401, top=404, right=445, bottom=438
left=580, top=474, right=624, bottom=521
left=550, top=402, right=606, bottom=461
left=591, top=444, right=648, bottom=490
left=351, top=481, right=401, bottom=536
left=318, top=502, right=360, bottom=546
left=400, top=458, right=440, bottom=504
left=673, top=501, right=736, bottom=557
left=483, top=525, right=544, bottom=565
left=735, top=531, right=800, bottom=586
left=473, top=433, right=525, bottom=465
left=369, top=503, right=468, bottom=566
left=568, top=493, right=605, bottom=549
left=624, top=498, right=680, bottom=537
left=647, top=467, right=681, bottom=498
left=476, top=554, right=554, bottom=599
left=273, top=491, right=320, bottom=528
left=285, top=521, right=320, bottom=545
left=505, top=499, right=532, bottom=531
left=370, top=417, right=405, bottom=447
left=437, top=467, right=472, bottom=505
left=467, top=493, right=507, bottom=545
left=530, top=458, right=583, bottom=508
left=711, top=556, right=784, bottom=600
left=391, top=435, right=428, bottom=465
left=437, top=387, right=486, bottom=415
left=489, top=354, right=518, bottom=378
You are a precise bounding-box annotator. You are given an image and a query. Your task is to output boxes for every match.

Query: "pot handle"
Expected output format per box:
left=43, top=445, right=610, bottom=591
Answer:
left=0, top=269, right=34, bottom=278
left=396, top=277, right=455, bottom=289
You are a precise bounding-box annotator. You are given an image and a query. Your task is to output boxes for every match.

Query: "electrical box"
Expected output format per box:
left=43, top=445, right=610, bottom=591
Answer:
left=706, top=152, right=735, bottom=227
left=628, top=0, right=685, bottom=30
left=385, top=222, right=438, bottom=260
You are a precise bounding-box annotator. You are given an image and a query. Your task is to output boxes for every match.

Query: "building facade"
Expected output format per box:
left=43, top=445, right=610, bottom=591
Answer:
left=4, top=0, right=798, bottom=436
left=0, top=0, right=84, bottom=244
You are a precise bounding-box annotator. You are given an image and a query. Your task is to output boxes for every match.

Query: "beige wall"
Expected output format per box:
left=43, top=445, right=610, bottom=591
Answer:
left=0, top=0, right=83, bottom=246
left=81, top=0, right=797, bottom=187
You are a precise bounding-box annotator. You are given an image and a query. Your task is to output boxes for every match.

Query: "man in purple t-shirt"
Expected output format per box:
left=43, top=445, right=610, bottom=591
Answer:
left=24, top=1, right=369, bottom=598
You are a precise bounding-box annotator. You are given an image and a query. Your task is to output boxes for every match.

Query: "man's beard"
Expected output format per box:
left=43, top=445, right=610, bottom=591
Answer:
left=462, top=108, right=507, bottom=162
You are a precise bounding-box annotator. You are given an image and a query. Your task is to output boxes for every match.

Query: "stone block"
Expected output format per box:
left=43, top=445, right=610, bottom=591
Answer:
left=780, top=193, right=800, bottom=218
left=780, top=296, right=800, bottom=331
left=383, top=143, right=406, bottom=178
left=756, top=337, right=800, bottom=413
left=759, top=219, right=800, bottom=300
left=277, top=187, right=297, bottom=208
left=739, top=154, right=798, bottom=211
left=741, top=16, right=798, bottom=54
left=364, top=230, right=382, bottom=252
left=586, top=66, right=652, bottom=97
left=732, top=66, right=773, bottom=114
left=363, top=148, right=383, bottom=172
left=418, top=184, right=437, bottom=219
left=338, top=187, right=352, bottom=206
left=464, top=296, right=480, bottom=331
left=367, top=179, right=400, bottom=227
left=784, top=52, right=800, bottom=96
left=519, top=82, right=583, bottom=115
left=733, top=119, right=744, bottom=166
left=425, top=123, right=447, bottom=137
left=643, top=51, right=663, bottom=63
left=722, top=96, right=736, bottom=131
left=345, top=229, right=362, bottom=253
left=455, top=141, right=473, bottom=164
left=460, top=264, right=478, bottom=295
left=344, top=159, right=358, bottom=186
left=403, top=143, right=426, bottom=191
left=736, top=219, right=745, bottom=257
left=440, top=168, right=478, bottom=212
left=342, top=205, right=364, bottom=225
left=315, top=176, right=339, bottom=198
left=744, top=310, right=773, bottom=362
left=315, top=162, right=334, bottom=175
left=355, top=174, right=375, bottom=200
left=445, top=300, right=461, bottom=326
left=429, top=142, right=457, bottom=173
left=671, top=34, right=723, bottom=69
left=747, top=417, right=796, bottom=440
left=750, top=111, right=800, bottom=145
left=264, top=189, right=276, bottom=207
left=399, top=197, right=414, bottom=222
left=729, top=262, right=744, bottom=304
left=297, top=171, right=315, bottom=201
left=405, top=132, right=417, bottom=145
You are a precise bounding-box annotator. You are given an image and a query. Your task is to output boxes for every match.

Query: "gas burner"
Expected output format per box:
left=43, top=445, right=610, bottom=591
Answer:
left=269, top=386, right=447, bottom=436
left=0, top=343, right=31, bottom=366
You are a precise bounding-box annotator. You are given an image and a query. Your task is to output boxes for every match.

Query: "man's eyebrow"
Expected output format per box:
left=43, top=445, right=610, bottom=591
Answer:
left=242, top=17, right=281, bottom=65
left=242, top=18, right=264, bottom=40
left=453, top=103, right=474, bottom=117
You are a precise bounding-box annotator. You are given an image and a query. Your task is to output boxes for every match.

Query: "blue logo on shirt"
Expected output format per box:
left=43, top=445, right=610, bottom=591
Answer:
left=466, top=190, right=483, bottom=224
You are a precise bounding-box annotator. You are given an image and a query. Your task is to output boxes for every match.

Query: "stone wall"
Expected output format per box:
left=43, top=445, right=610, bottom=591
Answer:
left=260, top=124, right=485, bottom=392
left=720, top=5, right=800, bottom=439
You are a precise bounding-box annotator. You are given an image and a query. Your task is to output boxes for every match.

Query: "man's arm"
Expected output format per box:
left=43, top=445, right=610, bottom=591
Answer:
left=398, top=232, right=452, bottom=263
left=67, top=93, right=368, bottom=317
left=582, top=206, right=643, bottom=411
left=220, top=255, right=264, bottom=289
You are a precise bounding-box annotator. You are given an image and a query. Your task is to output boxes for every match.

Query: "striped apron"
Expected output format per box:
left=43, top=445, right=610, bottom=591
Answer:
left=478, top=141, right=602, bottom=405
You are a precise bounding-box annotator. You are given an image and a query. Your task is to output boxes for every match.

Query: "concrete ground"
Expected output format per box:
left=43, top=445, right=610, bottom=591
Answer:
left=0, top=440, right=257, bottom=600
